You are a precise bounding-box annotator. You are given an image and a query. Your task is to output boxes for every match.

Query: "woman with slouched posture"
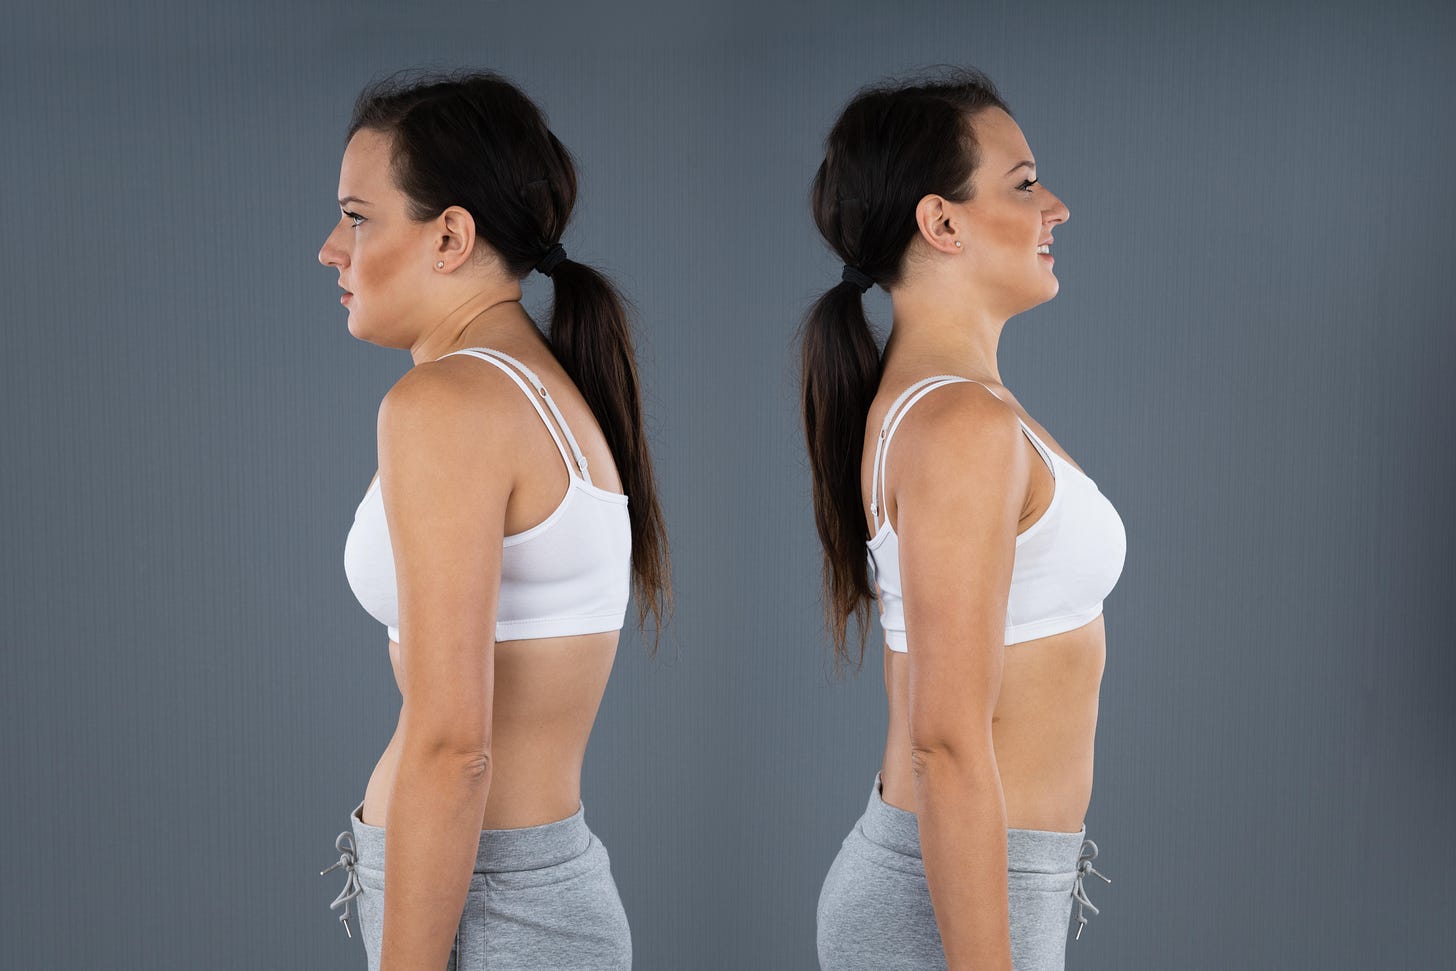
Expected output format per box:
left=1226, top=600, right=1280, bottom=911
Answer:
left=314, top=70, right=670, bottom=971
left=803, top=68, right=1126, bottom=971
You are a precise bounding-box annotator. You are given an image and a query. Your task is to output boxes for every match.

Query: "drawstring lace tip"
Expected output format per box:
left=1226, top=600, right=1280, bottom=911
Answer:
left=1070, top=837, right=1107, bottom=942
left=321, top=829, right=364, bottom=940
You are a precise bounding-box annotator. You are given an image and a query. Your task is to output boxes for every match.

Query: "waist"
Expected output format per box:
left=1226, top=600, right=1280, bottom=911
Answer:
left=879, top=620, right=1104, bottom=832
left=858, top=772, right=1089, bottom=866
left=349, top=795, right=593, bottom=873
left=363, top=736, right=594, bottom=831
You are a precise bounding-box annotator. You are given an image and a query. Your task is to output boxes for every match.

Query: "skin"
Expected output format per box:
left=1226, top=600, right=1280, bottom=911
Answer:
left=858, top=106, right=1090, bottom=970
left=318, top=127, right=624, bottom=971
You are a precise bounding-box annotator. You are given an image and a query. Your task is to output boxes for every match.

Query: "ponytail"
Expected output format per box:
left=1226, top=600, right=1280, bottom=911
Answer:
left=545, top=257, right=673, bottom=655
left=800, top=65, right=1012, bottom=673
left=800, top=281, right=883, bottom=673
left=347, top=67, right=673, bottom=653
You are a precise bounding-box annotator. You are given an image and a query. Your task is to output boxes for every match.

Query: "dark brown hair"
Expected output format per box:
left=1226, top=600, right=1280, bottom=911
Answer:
left=798, top=66, right=1012, bottom=674
left=348, top=68, right=672, bottom=653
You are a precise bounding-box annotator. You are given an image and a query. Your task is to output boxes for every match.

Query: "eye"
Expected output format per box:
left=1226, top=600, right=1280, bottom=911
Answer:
left=342, top=209, right=364, bottom=227
left=1017, top=178, right=1040, bottom=193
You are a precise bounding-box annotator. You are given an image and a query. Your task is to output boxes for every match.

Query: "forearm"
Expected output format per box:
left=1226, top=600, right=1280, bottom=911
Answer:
left=913, top=749, right=1013, bottom=971
left=379, top=750, right=491, bottom=971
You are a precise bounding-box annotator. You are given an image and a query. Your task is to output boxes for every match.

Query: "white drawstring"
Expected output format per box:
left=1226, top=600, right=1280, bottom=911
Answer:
left=1071, top=837, right=1111, bottom=940
left=319, top=829, right=364, bottom=938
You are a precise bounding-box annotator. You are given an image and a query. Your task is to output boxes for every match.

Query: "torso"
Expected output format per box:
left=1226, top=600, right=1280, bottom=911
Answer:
left=866, top=378, right=1104, bottom=833
left=362, top=630, right=620, bottom=830
left=358, top=338, right=627, bottom=831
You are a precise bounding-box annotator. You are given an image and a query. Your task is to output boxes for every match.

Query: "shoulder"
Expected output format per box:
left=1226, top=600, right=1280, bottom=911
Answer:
left=381, top=352, right=520, bottom=413
left=378, top=354, right=523, bottom=438
left=880, top=380, right=1031, bottom=530
left=376, top=355, right=531, bottom=472
left=888, top=380, right=1028, bottom=479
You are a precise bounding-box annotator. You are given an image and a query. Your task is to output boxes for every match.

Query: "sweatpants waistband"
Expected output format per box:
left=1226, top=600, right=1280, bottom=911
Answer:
left=859, top=772, right=1090, bottom=872
left=348, top=797, right=593, bottom=873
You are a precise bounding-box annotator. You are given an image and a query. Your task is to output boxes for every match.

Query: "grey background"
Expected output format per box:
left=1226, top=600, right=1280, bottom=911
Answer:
left=2, top=0, right=1452, bottom=968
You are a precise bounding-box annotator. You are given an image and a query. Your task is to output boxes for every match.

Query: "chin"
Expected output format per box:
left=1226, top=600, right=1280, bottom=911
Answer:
left=1020, top=282, right=1059, bottom=314
left=1038, top=269, right=1060, bottom=299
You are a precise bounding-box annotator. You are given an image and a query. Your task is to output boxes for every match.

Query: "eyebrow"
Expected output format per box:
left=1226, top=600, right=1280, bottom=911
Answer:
left=1005, top=161, right=1036, bottom=176
left=338, top=195, right=371, bottom=207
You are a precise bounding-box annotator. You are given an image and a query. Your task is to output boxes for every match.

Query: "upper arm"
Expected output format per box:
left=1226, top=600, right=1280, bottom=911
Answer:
left=377, top=363, right=516, bottom=759
left=890, top=383, right=1031, bottom=753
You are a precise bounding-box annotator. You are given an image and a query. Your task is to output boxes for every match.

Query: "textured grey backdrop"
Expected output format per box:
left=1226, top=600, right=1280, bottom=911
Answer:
left=2, top=0, right=1452, bottom=968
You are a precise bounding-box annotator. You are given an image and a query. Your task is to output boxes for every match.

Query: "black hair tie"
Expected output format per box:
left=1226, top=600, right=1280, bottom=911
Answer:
left=841, top=264, right=873, bottom=294
left=534, top=243, right=568, bottom=277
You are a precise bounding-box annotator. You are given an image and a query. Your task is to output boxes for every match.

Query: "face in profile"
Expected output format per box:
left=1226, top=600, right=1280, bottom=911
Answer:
left=954, top=106, right=1071, bottom=315
left=317, top=128, right=436, bottom=343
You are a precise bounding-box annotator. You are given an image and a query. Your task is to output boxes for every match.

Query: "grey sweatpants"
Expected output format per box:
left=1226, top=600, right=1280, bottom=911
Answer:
left=817, top=773, right=1109, bottom=971
left=321, top=797, right=632, bottom=970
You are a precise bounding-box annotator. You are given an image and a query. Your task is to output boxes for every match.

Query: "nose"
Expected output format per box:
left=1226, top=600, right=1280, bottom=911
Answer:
left=1045, top=187, right=1070, bottom=227
left=318, top=224, right=346, bottom=268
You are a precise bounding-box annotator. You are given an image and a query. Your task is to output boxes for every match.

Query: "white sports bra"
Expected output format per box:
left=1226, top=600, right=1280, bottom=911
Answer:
left=866, top=375, right=1126, bottom=650
left=342, top=347, right=632, bottom=644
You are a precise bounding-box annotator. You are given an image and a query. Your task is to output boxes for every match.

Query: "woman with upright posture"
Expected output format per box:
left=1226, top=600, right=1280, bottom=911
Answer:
left=803, top=68, right=1126, bottom=971
left=315, top=70, right=670, bottom=971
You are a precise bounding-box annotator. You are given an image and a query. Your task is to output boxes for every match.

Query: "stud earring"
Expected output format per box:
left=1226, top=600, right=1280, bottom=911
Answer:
left=435, top=261, right=445, bottom=269
left=954, top=241, right=963, bottom=248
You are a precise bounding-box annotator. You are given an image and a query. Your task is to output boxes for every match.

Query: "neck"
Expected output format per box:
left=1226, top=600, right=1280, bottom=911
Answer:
left=884, top=282, right=1008, bottom=386
left=411, top=283, right=535, bottom=366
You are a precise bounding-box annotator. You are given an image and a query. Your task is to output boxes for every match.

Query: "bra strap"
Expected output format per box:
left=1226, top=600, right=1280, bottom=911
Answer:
left=869, top=375, right=1058, bottom=530
left=1011, top=417, right=1057, bottom=476
left=467, top=348, right=595, bottom=485
left=435, top=348, right=588, bottom=483
left=870, top=375, right=969, bottom=531
left=961, top=380, right=1056, bottom=476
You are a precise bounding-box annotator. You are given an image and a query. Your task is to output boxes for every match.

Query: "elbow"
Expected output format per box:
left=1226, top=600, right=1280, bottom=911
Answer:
left=908, top=734, right=997, bottom=780
left=438, top=748, right=492, bottom=785
left=405, top=735, right=493, bottom=778
left=400, top=700, right=492, bottom=773
left=459, top=749, right=491, bottom=780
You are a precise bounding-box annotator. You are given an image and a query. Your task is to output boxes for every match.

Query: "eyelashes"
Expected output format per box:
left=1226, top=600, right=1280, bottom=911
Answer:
left=342, top=209, right=364, bottom=227
left=1017, top=178, right=1040, bottom=193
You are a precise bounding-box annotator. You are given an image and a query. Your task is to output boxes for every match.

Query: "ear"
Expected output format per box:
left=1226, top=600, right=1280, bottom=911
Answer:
left=432, top=205, right=478, bottom=270
left=913, top=193, right=965, bottom=257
